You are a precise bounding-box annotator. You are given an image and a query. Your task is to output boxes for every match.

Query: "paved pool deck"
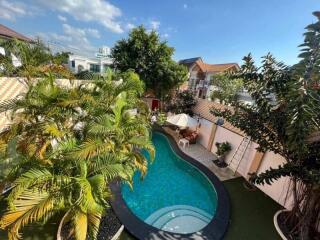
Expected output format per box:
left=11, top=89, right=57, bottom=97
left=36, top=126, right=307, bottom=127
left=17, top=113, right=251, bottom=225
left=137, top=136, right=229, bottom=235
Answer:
left=162, top=126, right=237, bottom=181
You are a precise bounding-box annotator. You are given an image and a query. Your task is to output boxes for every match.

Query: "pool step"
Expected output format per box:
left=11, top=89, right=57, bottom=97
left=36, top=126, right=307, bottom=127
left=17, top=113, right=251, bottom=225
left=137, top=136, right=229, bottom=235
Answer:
left=145, top=205, right=213, bottom=234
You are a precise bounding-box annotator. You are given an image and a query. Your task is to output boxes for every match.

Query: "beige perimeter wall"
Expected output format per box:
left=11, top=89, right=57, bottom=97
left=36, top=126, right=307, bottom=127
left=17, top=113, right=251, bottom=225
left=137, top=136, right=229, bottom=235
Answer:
left=196, top=120, right=293, bottom=208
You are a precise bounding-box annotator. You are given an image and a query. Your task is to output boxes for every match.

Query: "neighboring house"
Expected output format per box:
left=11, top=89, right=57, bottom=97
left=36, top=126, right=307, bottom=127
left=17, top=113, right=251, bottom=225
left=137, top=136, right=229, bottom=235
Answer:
left=0, top=24, right=33, bottom=42
left=0, top=24, right=33, bottom=67
left=179, top=57, right=239, bottom=99
left=68, top=46, right=112, bottom=75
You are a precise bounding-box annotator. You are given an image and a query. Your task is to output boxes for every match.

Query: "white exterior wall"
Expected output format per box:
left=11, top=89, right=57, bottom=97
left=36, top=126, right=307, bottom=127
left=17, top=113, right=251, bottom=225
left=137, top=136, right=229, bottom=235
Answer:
left=189, top=71, right=198, bottom=90
left=0, top=47, right=22, bottom=67
left=69, top=57, right=89, bottom=73
left=68, top=55, right=112, bottom=74
left=197, top=118, right=213, bottom=148
left=205, top=73, right=213, bottom=82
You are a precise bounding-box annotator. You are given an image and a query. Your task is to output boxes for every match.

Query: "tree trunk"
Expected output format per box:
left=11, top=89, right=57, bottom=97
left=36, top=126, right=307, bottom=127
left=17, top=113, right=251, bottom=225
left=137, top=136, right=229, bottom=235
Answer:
left=289, top=181, right=320, bottom=239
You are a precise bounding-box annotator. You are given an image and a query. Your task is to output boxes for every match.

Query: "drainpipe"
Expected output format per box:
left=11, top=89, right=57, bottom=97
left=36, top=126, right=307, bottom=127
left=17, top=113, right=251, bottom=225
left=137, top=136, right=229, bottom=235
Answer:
left=246, top=151, right=265, bottom=180
left=207, top=118, right=224, bottom=151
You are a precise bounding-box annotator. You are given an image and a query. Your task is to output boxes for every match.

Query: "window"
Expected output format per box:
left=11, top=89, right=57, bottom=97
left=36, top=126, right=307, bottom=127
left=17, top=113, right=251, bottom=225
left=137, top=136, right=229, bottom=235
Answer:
left=78, top=65, right=84, bottom=73
left=89, top=64, right=100, bottom=73
left=71, top=60, right=75, bottom=68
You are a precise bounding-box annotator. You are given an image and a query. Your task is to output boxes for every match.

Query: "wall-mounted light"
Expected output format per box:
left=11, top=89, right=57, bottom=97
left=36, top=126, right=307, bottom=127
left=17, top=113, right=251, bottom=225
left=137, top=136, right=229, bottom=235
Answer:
left=215, top=118, right=224, bottom=126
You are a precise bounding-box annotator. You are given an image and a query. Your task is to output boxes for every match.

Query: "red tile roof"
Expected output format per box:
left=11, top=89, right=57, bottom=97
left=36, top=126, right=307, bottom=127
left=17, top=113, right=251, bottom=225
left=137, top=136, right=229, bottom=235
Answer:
left=0, top=24, right=33, bottom=42
left=180, top=57, right=239, bottom=73
left=197, top=61, right=239, bottom=73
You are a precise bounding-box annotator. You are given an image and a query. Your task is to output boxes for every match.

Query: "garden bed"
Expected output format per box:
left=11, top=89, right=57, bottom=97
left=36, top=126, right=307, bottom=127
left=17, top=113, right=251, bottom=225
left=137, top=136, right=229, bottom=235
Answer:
left=60, top=209, right=123, bottom=240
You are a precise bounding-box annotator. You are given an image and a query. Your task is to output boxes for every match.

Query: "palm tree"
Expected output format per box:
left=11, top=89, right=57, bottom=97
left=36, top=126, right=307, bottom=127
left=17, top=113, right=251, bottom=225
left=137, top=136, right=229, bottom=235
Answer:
left=0, top=38, right=73, bottom=82
left=0, top=70, right=154, bottom=240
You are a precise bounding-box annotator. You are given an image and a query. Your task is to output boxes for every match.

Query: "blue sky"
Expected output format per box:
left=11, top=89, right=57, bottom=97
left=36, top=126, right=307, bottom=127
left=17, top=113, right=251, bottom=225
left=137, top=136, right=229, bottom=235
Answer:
left=0, top=0, right=319, bottom=65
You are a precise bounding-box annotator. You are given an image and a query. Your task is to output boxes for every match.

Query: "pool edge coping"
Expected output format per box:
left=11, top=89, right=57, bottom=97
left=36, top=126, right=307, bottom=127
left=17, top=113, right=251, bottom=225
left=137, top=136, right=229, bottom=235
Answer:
left=110, top=128, right=230, bottom=240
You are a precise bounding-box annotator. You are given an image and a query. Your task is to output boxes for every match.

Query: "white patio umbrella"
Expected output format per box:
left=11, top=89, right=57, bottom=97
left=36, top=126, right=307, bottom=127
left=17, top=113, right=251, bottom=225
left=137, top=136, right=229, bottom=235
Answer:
left=166, top=113, right=198, bottom=128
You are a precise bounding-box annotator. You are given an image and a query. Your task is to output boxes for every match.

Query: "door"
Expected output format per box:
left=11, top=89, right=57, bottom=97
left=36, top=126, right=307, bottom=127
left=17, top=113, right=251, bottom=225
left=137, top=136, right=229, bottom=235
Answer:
left=151, top=99, right=159, bottom=111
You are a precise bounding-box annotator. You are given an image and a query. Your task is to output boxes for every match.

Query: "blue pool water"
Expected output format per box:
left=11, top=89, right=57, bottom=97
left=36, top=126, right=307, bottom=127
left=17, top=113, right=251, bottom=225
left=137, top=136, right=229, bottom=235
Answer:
left=121, top=132, right=218, bottom=234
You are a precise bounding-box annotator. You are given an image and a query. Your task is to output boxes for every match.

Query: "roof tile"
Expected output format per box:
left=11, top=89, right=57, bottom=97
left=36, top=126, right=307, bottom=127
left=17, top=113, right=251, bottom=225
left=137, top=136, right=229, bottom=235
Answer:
left=0, top=24, right=33, bottom=42
left=197, top=61, right=239, bottom=73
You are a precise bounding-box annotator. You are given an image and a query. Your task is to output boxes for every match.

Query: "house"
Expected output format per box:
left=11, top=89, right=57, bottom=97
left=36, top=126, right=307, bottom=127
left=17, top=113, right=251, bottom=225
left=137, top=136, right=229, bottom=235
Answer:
left=68, top=46, right=112, bottom=74
left=179, top=57, right=239, bottom=99
left=0, top=24, right=33, bottom=67
left=0, top=24, right=33, bottom=42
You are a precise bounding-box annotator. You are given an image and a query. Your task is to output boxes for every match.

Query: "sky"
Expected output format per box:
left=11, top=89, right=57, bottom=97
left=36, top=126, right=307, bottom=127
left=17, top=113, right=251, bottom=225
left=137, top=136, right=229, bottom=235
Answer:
left=0, top=0, right=319, bottom=66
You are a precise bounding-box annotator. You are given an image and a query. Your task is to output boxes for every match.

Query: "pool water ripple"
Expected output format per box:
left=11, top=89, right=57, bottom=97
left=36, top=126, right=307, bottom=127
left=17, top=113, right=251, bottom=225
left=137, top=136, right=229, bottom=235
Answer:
left=121, top=132, right=218, bottom=234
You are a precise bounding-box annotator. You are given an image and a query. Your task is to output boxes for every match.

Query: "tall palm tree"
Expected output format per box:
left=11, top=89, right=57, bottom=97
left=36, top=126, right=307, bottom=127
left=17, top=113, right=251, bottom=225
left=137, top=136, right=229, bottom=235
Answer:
left=0, top=70, right=154, bottom=240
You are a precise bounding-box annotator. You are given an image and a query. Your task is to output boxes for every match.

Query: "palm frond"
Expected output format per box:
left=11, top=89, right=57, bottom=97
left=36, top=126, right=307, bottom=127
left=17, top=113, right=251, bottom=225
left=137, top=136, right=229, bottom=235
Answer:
left=87, top=212, right=102, bottom=240
left=41, top=122, right=66, bottom=138
left=129, top=136, right=155, bottom=161
left=0, top=99, right=19, bottom=114
left=73, top=210, right=88, bottom=240
left=8, top=169, right=53, bottom=207
left=88, top=115, right=114, bottom=136
left=1, top=189, right=57, bottom=240
left=75, top=139, right=114, bottom=160
left=132, top=152, right=148, bottom=176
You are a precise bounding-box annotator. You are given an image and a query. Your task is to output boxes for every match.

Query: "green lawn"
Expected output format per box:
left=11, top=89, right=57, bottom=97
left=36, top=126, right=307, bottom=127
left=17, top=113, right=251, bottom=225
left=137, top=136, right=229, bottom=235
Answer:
left=0, top=177, right=282, bottom=240
left=223, top=177, right=282, bottom=240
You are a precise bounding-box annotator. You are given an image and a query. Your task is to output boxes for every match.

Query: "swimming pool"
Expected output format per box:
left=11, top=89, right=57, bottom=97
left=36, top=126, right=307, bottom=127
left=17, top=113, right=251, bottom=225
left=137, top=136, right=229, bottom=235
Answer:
left=121, top=132, right=218, bottom=234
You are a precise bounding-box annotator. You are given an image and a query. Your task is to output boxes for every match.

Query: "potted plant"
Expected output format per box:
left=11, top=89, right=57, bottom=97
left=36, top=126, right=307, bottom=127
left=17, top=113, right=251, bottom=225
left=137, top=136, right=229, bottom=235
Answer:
left=215, top=141, right=232, bottom=165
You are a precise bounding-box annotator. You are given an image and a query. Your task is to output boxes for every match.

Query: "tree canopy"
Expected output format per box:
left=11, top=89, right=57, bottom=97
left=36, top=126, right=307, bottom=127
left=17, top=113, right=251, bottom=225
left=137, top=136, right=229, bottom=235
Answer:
left=210, top=74, right=243, bottom=104
left=111, top=26, right=188, bottom=97
left=210, top=12, right=320, bottom=239
left=166, top=90, right=196, bottom=115
left=0, top=39, right=72, bottom=81
left=0, top=70, right=154, bottom=240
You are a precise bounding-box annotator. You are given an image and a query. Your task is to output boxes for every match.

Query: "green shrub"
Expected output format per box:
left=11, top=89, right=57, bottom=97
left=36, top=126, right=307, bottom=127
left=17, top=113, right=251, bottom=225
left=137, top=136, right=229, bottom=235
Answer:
left=215, top=141, right=232, bottom=156
left=156, top=113, right=167, bottom=125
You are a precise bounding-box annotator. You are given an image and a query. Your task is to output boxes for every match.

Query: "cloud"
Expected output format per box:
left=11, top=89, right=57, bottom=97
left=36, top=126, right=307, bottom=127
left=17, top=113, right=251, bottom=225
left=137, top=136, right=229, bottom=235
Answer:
left=62, top=24, right=95, bottom=52
left=162, top=33, right=169, bottom=38
left=0, top=0, right=30, bottom=21
left=57, top=15, right=67, bottom=22
left=38, top=24, right=103, bottom=56
left=36, top=0, right=123, bottom=33
left=183, top=4, right=188, bottom=9
left=47, top=32, right=72, bottom=42
left=126, top=23, right=135, bottom=30
left=150, top=20, right=160, bottom=30
left=86, top=28, right=100, bottom=38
